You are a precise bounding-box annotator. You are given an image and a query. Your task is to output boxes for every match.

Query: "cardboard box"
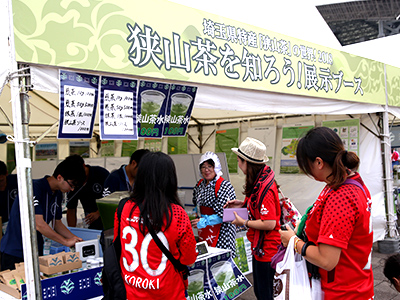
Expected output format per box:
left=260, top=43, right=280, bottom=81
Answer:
left=39, top=252, right=82, bottom=275
left=0, top=281, right=20, bottom=298
left=39, top=260, right=82, bottom=275
left=0, top=269, right=23, bottom=299
left=15, top=262, right=24, bottom=272
left=39, top=253, right=64, bottom=267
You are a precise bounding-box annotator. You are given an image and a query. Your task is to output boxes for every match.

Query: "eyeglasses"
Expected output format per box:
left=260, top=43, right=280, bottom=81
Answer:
left=64, top=179, right=75, bottom=189
left=201, top=165, right=214, bottom=171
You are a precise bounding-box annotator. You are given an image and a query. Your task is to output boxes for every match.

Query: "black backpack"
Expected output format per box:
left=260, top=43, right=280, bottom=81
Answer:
left=102, top=198, right=129, bottom=300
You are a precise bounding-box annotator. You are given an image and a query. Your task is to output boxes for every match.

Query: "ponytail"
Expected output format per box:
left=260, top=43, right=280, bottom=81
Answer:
left=329, top=150, right=359, bottom=190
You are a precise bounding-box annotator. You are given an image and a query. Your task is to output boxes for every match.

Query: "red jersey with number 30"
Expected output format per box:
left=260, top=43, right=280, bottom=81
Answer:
left=114, top=201, right=197, bottom=300
left=305, top=173, right=374, bottom=300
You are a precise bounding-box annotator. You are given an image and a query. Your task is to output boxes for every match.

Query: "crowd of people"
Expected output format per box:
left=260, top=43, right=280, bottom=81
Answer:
left=1, top=126, right=398, bottom=299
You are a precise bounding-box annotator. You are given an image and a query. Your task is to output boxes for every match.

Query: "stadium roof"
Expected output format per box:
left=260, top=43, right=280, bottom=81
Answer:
left=317, top=0, right=400, bottom=46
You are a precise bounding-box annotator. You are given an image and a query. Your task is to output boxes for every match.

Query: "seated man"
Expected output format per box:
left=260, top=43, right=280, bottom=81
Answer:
left=65, top=155, right=110, bottom=230
left=102, top=149, right=149, bottom=197
left=0, top=158, right=86, bottom=271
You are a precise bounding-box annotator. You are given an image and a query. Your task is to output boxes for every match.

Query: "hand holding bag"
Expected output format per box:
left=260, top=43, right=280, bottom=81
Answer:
left=273, top=236, right=312, bottom=300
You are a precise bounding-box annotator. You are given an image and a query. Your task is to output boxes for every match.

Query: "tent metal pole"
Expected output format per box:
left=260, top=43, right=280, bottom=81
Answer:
left=7, top=0, right=42, bottom=298
left=383, top=64, right=398, bottom=238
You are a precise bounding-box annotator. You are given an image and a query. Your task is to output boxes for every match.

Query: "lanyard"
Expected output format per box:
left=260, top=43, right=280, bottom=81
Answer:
left=123, top=165, right=133, bottom=192
left=45, top=193, right=58, bottom=230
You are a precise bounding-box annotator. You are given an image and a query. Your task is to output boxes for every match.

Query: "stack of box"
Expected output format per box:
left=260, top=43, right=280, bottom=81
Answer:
left=0, top=263, right=26, bottom=298
left=39, top=252, right=82, bottom=276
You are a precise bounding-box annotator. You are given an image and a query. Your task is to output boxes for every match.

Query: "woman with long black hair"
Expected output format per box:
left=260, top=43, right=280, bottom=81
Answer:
left=114, top=152, right=197, bottom=299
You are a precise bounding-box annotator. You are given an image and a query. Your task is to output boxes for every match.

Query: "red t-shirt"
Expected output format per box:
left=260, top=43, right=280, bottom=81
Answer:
left=114, top=201, right=198, bottom=300
left=305, top=174, right=374, bottom=300
left=392, top=151, right=399, bottom=161
left=246, top=181, right=281, bottom=262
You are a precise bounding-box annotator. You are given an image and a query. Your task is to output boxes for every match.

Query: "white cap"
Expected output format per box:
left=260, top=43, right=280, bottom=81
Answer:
left=199, top=151, right=223, bottom=180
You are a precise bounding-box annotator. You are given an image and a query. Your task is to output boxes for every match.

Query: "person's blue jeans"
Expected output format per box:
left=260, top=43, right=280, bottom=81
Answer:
left=252, top=258, right=275, bottom=300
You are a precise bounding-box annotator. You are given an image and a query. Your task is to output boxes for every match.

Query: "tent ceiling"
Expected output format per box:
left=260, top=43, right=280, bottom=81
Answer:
left=1, top=64, right=400, bottom=140
left=317, top=0, right=400, bottom=45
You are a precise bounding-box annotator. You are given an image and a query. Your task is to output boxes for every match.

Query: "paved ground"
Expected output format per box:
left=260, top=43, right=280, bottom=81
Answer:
left=236, top=242, right=400, bottom=300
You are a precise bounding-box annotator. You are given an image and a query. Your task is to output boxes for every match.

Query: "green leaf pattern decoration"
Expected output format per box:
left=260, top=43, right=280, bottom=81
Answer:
left=14, top=0, right=133, bottom=71
left=94, top=272, right=102, bottom=286
left=60, top=278, right=75, bottom=295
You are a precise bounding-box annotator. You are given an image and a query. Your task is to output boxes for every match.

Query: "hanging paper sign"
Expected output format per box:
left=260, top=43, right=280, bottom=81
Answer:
left=58, top=70, right=99, bottom=139
left=207, top=253, right=252, bottom=300
left=100, top=76, right=138, bottom=140
left=163, top=85, right=197, bottom=137
left=137, top=81, right=170, bottom=138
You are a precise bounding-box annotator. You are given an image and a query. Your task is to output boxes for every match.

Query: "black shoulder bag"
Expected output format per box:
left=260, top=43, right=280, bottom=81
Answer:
left=147, top=225, right=190, bottom=287
left=102, top=198, right=129, bottom=300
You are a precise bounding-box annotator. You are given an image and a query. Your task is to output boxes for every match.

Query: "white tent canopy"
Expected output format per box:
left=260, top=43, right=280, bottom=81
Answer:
left=2, top=63, right=386, bottom=243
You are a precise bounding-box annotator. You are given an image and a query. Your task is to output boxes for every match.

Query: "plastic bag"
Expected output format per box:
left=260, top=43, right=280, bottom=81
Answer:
left=273, top=236, right=312, bottom=300
left=311, top=277, right=323, bottom=300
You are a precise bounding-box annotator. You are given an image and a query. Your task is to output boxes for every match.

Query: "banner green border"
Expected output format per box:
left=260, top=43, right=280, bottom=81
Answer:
left=12, top=0, right=392, bottom=105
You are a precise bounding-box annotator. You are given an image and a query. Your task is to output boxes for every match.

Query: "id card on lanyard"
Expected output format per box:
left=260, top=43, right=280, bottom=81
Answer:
left=123, top=165, right=133, bottom=192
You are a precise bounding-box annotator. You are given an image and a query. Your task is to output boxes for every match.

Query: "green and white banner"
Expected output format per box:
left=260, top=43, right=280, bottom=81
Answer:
left=13, top=0, right=396, bottom=105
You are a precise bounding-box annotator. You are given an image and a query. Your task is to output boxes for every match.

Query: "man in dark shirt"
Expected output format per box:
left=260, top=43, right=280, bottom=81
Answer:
left=0, top=158, right=86, bottom=270
left=65, top=155, right=110, bottom=230
left=102, top=149, right=149, bottom=197
left=0, top=160, right=18, bottom=234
